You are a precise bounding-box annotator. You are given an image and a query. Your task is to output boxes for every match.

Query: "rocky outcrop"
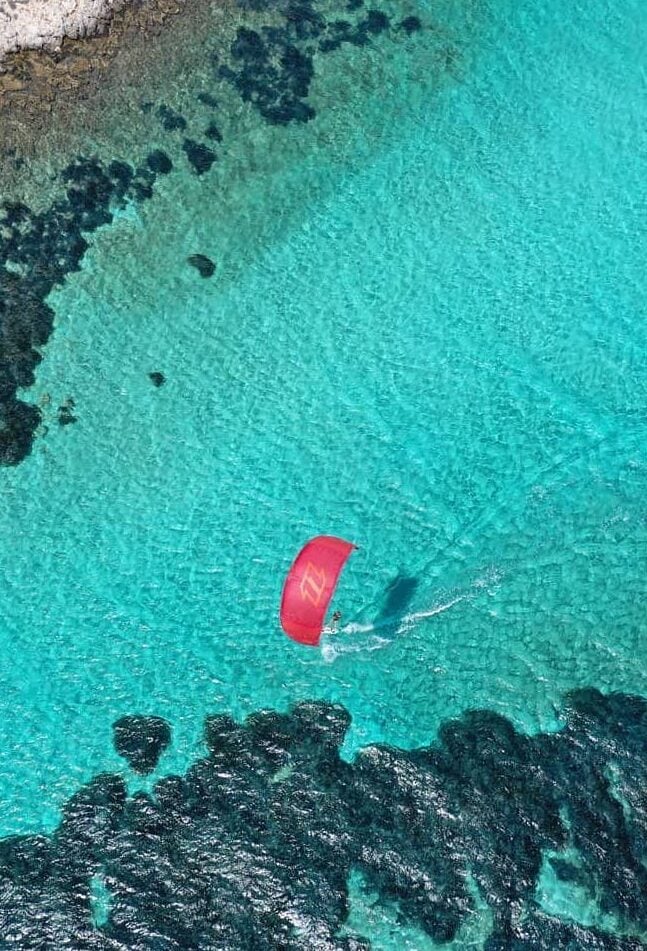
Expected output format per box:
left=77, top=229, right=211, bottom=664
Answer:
left=0, top=0, right=127, bottom=63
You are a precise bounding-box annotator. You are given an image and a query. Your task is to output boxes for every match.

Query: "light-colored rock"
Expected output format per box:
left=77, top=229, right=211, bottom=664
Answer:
left=0, top=0, right=129, bottom=64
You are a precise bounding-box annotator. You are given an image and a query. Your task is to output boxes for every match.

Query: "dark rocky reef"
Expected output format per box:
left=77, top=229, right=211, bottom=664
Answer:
left=204, top=121, right=223, bottom=142
left=400, top=15, right=421, bottom=35
left=112, top=715, right=172, bottom=773
left=197, top=92, right=219, bottom=108
left=0, top=157, right=164, bottom=464
left=217, top=1, right=394, bottom=126
left=148, top=371, right=166, bottom=388
left=187, top=253, right=216, bottom=278
left=0, top=689, right=644, bottom=948
left=57, top=397, right=77, bottom=427
left=182, top=138, right=218, bottom=175
left=156, top=104, right=187, bottom=133
left=146, top=149, right=174, bottom=175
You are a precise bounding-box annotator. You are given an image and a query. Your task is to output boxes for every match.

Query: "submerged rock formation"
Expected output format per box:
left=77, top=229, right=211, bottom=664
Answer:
left=0, top=689, right=644, bottom=948
left=113, top=714, right=172, bottom=773
left=187, top=253, right=216, bottom=278
left=148, top=370, right=166, bottom=387
left=0, top=155, right=168, bottom=464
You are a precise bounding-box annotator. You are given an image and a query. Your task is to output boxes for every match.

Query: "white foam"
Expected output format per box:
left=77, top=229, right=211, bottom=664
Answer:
left=399, top=594, right=466, bottom=628
left=321, top=634, right=390, bottom=663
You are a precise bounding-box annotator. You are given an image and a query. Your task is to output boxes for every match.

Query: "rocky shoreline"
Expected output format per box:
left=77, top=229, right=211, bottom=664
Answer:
left=0, top=0, right=126, bottom=62
left=0, top=0, right=188, bottom=124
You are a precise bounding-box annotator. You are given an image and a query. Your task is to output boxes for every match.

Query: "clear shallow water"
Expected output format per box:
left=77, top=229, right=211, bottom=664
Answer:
left=0, top=0, right=645, bottom=943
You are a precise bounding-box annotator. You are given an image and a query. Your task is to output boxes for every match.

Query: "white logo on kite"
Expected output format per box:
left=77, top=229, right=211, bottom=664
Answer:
left=300, top=562, right=327, bottom=605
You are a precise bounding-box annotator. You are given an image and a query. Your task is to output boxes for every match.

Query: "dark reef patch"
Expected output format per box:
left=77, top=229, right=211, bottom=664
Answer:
left=197, top=91, right=220, bottom=108
left=365, top=10, right=390, bottom=34
left=182, top=138, right=218, bottom=175
left=148, top=371, right=166, bottom=387
left=205, top=122, right=224, bottom=142
left=156, top=104, right=188, bottom=132
left=0, top=689, right=645, bottom=948
left=146, top=149, right=174, bottom=175
left=57, top=397, right=77, bottom=426
left=187, top=253, right=216, bottom=278
left=400, top=14, right=422, bottom=34
left=217, top=1, right=397, bottom=126
left=219, top=25, right=317, bottom=125
left=112, top=715, right=172, bottom=773
left=0, top=155, right=165, bottom=463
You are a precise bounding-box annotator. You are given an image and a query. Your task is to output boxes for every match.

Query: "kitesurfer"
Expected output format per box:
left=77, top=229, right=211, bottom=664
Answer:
left=279, top=536, right=356, bottom=646
left=330, top=611, right=342, bottom=633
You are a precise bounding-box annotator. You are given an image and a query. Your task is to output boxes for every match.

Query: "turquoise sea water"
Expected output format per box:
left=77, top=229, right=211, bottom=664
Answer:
left=0, top=0, right=646, bottom=942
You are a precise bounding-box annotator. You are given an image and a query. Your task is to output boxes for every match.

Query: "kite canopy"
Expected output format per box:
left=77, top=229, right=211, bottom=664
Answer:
left=280, top=535, right=357, bottom=646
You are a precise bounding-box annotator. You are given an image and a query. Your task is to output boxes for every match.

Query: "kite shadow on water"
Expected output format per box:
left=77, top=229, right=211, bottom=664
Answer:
left=377, top=573, right=419, bottom=624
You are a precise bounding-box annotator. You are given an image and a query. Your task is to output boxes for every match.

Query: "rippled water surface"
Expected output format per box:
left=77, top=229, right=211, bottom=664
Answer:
left=0, top=0, right=645, bottom=945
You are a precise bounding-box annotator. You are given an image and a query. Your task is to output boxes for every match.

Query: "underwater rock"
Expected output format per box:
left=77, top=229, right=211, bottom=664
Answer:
left=146, top=150, right=173, bottom=175
left=107, top=160, right=134, bottom=197
left=112, top=715, right=172, bottom=774
left=57, top=397, right=77, bottom=426
left=148, top=371, right=166, bottom=387
left=124, top=792, right=168, bottom=837
left=485, top=909, right=645, bottom=950
left=204, top=122, right=223, bottom=142
left=400, top=15, right=422, bottom=34
left=0, top=268, right=53, bottom=407
left=182, top=139, right=217, bottom=175
left=56, top=773, right=127, bottom=858
left=156, top=104, right=187, bottom=132
left=0, top=399, right=41, bottom=465
left=365, top=9, right=390, bottom=33
left=0, top=149, right=164, bottom=464
left=0, top=690, right=645, bottom=946
left=0, top=835, right=52, bottom=887
left=220, top=25, right=316, bottom=125
left=187, top=253, right=216, bottom=277
left=218, top=0, right=398, bottom=126
left=129, top=166, right=156, bottom=202
left=197, top=92, right=219, bottom=107
left=204, top=712, right=247, bottom=759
